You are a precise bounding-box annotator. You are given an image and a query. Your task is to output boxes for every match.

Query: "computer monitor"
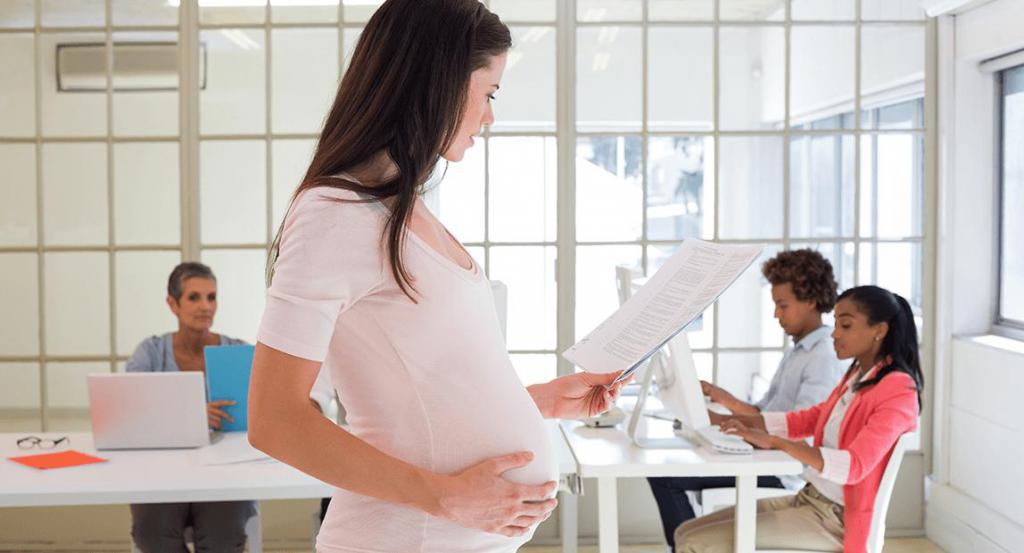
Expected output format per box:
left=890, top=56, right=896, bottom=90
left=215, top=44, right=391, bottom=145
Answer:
left=653, top=331, right=710, bottom=431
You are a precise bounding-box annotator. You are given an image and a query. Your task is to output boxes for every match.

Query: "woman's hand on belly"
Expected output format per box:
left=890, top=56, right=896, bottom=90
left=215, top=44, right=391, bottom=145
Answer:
left=421, top=451, right=559, bottom=537
left=527, top=370, right=632, bottom=419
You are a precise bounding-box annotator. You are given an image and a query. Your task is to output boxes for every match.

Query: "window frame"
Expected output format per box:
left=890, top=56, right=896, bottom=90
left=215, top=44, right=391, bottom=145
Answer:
left=994, top=64, right=1024, bottom=340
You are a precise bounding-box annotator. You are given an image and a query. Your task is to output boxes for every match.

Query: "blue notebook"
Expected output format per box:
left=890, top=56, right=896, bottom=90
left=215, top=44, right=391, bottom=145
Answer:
left=204, top=344, right=255, bottom=432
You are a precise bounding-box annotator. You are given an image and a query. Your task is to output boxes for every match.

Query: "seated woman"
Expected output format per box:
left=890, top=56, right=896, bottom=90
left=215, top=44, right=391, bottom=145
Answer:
left=125, top=262, right=253, bottom=553
left=675, top=285, right=923, bottom=553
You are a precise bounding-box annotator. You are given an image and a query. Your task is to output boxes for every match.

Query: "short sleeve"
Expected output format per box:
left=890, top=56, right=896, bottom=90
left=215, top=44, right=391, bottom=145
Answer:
left=257, top=188, right=385, bottom=362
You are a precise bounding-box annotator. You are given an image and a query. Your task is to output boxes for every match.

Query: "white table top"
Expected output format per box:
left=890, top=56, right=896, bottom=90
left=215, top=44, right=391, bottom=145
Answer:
left=559, top=419, right=804, bottom=479
left=1, top=420, right=578, bottom=508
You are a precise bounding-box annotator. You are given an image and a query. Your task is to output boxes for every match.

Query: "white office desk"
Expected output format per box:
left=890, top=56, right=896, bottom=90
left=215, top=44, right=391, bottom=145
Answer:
left=560, top=419, right=803, bottom=553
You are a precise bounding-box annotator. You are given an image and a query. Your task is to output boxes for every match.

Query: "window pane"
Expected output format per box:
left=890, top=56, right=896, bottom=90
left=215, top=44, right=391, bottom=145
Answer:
left=718, top=351, right=784, bottom=404
left=490, top=0, right=555, bottom=22
left=719, top=27, right=784, bottom=130
left=865, top=98, right=924, bottom=130
left=789, top=134, right=854, bottom=238
left=342, top=27, right=362, bottom=74
left=41, top=0, right=104, bottom=27
left=720, top=0, right=784, bottom=21
left=791, top=26, right=854, bottom=128
left=575, top=245, right=642, bottom=342
left=649, top=0, right=712, bottom=21
left=648, top=27, right=712, bottom=132
left=0, top=363, right=40, bottom=411
left=42, top=143, right=108, bottom=247
left=0, top=144, right=37, bottom=246
left=200, top=3, right=264, bottom=25
left=490, top=137, right=557, bottom=242
left=859, top=133, right=923, bottom=238
left=200, top=30, right=266, bottom=136
left=0, top=34, right=35, bottom=136
left=342, top=0, right=383, bottom=23
left=272, top=29, right=339, bottom=134
left=112, top=32, right=179, bottom=137
left=1000, top=66, right=1024, bottom=323
left=115, top=251, right=180, bottom=356
left=201, top=249, right=267, bottom=343
left=577, top=26, right=642, bottom=132
left=576, top=135, right=642, bottom=242
left=578, top=0, right=642, bottom=22
left=0, top=0, right=34, bottom=28
left=491, top=26, right=556, bottom=133
left=793, top=0, right=854, bottom=20
left=114, top=142, right=180, bottom=246
left=646, top=245, right=714, bottom=350
left=271, top=0, right=338, bottom=23
left=647, top=136, right=714, bottom=241
left=200, top=140, right=267, bottom=245
left=46, top=362, right=107, bottom=432
left=40, top=33, right=107, bottom=136
left=862, top=26, right=924, bottom=106
left=44, top=252, right=110, bottom=356
left=861, top=0, right=925, bottom=21
left=490, top=246, right=557, bottom=350
left=431, top=140, right=485, bottom=244
left=271, top=139, right=316, bottom=234
left=718, top=136, right=783, bottom=239
left=806, top=241, right=856, bottom=293
left=112, top=0, right=178, bottom=26
left=858, top=241, right=923, bottom=313
left=0, top=254, right=39, bottom=356
left=717, top=246, right=785, bottom=348
left=509, top=354, right=557, bottom=387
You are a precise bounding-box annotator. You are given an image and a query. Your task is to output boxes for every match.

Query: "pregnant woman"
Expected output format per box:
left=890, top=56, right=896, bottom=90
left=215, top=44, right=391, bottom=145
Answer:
left=247, top=1, right=626, bottom=551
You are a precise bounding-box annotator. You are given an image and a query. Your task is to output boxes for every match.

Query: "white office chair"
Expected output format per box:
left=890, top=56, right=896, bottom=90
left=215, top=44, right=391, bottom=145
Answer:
left=756, top=432, right=915, bottom=553
left=131, top=508, right=262, bottom=553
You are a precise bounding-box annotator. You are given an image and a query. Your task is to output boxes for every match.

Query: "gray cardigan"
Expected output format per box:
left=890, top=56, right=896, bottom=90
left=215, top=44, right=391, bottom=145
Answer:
left=125, top=332, right=246, bottom=373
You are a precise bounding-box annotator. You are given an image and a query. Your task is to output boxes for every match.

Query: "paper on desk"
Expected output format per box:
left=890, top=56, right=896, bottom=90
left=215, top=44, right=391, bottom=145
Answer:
left=563, top=239, right=763, bottom=376
left=196, top=435, right=270, bottom=466
left=9, top=450, right=107, bottom=470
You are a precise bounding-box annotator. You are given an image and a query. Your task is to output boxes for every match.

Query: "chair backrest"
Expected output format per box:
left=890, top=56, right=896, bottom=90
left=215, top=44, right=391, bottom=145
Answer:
left=866, top=432, right=914, bottom=553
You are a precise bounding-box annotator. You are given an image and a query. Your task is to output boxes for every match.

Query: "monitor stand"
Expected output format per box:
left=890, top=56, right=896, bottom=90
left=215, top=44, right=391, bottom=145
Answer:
left=626, top=354, right=697, bottom=450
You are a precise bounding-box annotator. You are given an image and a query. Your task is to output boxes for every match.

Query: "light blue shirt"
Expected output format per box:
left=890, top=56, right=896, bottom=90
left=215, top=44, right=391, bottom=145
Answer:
left=755, top=325, right=846, bottom=413
left=125, top=332, right=246, bottom=373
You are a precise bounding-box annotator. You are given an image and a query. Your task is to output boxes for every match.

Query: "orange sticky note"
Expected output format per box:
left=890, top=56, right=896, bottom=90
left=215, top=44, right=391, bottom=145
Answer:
left=8, top=450, right=108, bottom=470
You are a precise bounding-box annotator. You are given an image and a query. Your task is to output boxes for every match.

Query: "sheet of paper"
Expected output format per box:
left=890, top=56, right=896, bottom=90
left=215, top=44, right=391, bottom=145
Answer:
left=8, top=450, right=107, bottom=470
left=195, top=433, right=269, bottom=466
left=563, top=239, right=763, bottom=376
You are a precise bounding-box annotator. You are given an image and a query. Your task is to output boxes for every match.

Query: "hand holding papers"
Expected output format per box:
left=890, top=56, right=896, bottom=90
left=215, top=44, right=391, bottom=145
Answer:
left=563, top=240, right=763, bottom=382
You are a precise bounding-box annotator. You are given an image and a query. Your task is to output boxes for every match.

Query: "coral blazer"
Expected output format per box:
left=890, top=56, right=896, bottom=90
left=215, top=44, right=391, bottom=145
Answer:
left=784, top=366, right=919, bottom=552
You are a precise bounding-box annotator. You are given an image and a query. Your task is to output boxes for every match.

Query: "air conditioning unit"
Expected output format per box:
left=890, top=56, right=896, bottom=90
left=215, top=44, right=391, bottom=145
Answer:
left=57, top=41, right=207, bottom=92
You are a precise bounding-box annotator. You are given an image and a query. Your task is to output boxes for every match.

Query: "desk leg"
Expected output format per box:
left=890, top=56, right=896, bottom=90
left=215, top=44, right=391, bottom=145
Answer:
left=559, top=491, right=578, bottom=553
left=734, top=474, right=756, bottom=553
left=597, top=477, right=619, bottom=553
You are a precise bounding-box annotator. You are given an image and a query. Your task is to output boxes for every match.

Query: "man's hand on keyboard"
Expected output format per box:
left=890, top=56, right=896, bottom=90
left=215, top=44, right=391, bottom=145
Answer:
left=719, top=419, right=776, bottom=450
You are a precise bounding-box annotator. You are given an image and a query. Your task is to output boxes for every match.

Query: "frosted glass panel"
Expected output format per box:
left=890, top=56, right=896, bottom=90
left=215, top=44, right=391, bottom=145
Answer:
left=648, top=27, right=712, bottom=132
left=489, top=137, right=557, bottom=242
left=272, top=29, right=339, bottom=134
left=575, top=245, right=642, bottom=342
left=200, top=3, right=264, bottom=25
left=862, top=0, right=925, bottom=20
left=116, top=251, right=181, bottom=356
left=271, top=139, right=316, bottom=233
left=509, top=354, right=557, bottom=387
left=489, top=246, right=557, bottom=350
left=861, top=26, right=925, bottom=99
left=0, top=144, right=37, bottom=246
left=719, top=27, right=785, bottom=130
left=718, top=136, right=783, bottom=239
left=112, top=32, right=179, bottom=137
left=200, top=30, right=266, bottom=136
left=577, top=26, right=642, bottom=132
left=44, top=252, right=110, bottom=356
left=578, top=0, right=642, bottom=21
left=859, top=134, right=923, bottom=238
left=0, top=254, right=39, bottom=356
left=0, top=363, right=40, bottom=410
left=791, top=27, right=854, bottom=128
left=47, top=362, right=107, bottom=410
left=41, top=0, right=104, bottom=27
left=721, top=0, right=784, bottom=21
left=200, top=249, right=267, bottom=343
left=0, top=34, right=35, bottom=136
left=0, top=0, right=34, bottom=28
left=342, top=0, right=383, bottom=23
left=718, top=246, right=785, bottom=348
left=792, top=0, right=855, bottom=20
left=646, top=136, right=714, bottom=241
left=112, top=0, right=178, bottom=26
left=342, top=27, right=362, bottom=73
left=789, top=134, right=855, bottom=238
left=490, top=0, right=555, bottom=21
left=200, top=140, right=266, bottom=245
left=39, top=33, right=107, bottom=136
left=114, top=142, right=180, bottom=246
left=432, top=142, right=485, bottom=244
left=271, top=0, right=338, bottom=23
left=576, top=135, right=642, bottom=241
left=42, top=143, right=108, bottom=246
left=491, top=26, right=555, bottom=133
left=649, top=0, right=713, bottom=21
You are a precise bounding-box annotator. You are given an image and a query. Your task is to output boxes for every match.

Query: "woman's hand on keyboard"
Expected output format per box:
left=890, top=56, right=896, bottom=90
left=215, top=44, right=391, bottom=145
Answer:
left=720, top=419, right=776, bottom=449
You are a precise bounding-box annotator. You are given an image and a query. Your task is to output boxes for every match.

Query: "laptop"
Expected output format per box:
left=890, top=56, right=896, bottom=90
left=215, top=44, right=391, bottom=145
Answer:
left=88, top=372, right=210, bottom=450
left=627, top=332, right=753, bottom=454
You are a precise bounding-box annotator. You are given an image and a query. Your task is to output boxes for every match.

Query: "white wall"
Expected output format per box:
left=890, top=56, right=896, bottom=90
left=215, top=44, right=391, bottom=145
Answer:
left=929, top=2, right=1024, bottom=552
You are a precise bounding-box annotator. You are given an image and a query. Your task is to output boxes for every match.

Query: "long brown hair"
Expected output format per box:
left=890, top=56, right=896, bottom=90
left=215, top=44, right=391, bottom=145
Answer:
left=281, top=0, right=510, bottom=299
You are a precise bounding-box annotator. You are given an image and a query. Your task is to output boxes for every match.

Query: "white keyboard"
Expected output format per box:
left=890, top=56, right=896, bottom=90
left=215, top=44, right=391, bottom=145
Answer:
left=695, top=425, right=753, bottom=455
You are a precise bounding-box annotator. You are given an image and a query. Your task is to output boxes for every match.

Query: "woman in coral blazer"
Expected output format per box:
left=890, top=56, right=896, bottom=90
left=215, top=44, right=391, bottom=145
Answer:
left=675, top=285, right=923, bottom=553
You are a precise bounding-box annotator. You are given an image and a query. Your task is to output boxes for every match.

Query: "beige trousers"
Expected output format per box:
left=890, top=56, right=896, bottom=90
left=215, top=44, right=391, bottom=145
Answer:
left=674, top=485, right=845, bottom=553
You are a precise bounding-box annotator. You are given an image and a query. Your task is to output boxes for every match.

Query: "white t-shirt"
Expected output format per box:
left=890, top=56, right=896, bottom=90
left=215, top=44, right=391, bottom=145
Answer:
left=257, top=186, right=556, bottom=553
